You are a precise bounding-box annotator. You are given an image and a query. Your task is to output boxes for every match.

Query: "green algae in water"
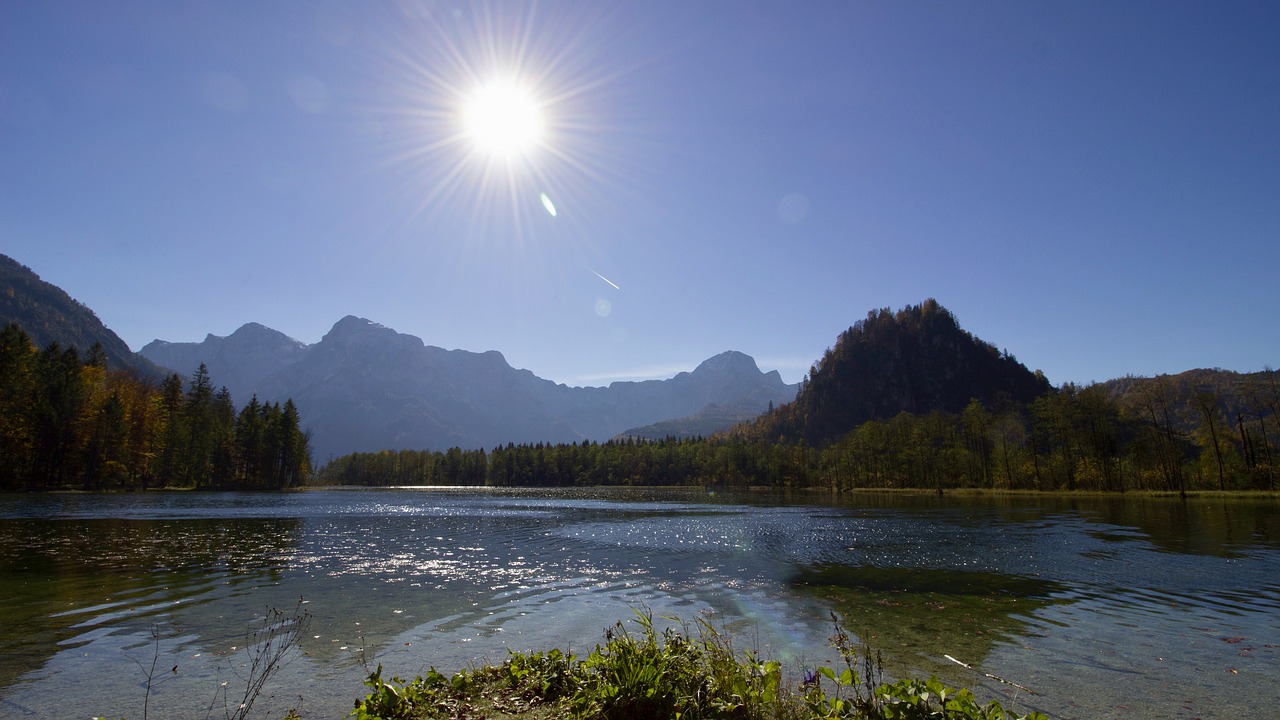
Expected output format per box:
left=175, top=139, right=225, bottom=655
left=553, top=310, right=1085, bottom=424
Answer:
left=793, top=564, right=1065, bottom=684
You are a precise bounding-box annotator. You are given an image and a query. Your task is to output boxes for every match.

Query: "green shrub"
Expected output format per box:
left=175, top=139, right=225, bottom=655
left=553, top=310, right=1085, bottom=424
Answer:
left=351, top=610, right=1047, bottom=720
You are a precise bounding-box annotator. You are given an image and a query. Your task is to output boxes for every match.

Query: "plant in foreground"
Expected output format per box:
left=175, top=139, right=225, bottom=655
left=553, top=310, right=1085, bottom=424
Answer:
left=104, top=602, right=310, bottom=720
left=216, top=602, right=312, bottom=720
left=352, top=609, right=1047, bottom=720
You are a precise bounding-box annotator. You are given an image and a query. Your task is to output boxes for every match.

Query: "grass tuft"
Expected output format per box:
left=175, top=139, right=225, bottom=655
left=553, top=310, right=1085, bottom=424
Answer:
left=351, top=610, right=1047, bottom=720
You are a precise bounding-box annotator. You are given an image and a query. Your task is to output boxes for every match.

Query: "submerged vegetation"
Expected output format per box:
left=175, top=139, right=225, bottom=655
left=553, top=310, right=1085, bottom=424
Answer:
left=352, top=610, right=1046, bottom=720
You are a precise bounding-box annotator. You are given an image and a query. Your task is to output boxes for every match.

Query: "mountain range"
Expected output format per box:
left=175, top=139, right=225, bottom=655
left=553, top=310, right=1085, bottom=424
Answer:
left=140, top=316, right=798, bottom=461
left=8, top=251, right=1269, bottom=472
left=0, top=253, right=796, bottom=461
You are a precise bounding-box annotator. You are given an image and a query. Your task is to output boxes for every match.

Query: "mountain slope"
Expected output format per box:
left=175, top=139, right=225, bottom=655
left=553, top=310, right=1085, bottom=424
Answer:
left=251, top=316, right=582, bottom=461
left=143, top=317, right=799, bottom=460
left=140, top=322, right=308, bottom=402
left=0, top=253, right=165, bottom=378
left=1099, top=367, right=1280, bottom=438
left=746, top=299, right=1052, bottom=445
left=618, top=401, right=777, bottom=441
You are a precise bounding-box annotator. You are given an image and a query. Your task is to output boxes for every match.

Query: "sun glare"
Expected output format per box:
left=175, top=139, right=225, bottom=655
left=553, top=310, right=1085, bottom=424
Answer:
left=463, top=81, right=543, bottom=158
left=373, top=1, right=651, bottom=252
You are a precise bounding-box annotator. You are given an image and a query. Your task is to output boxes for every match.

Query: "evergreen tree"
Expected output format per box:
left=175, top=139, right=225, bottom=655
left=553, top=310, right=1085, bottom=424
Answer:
left=31, top=343, right=85, bottom=487
left=236, top=395, right=266, bottom=488
left=273, top=399, right=310, bottom=488
left=83, top=391, right=129, bottom=489
left=0, top=329, right=312, bottom=491
left=0, top=324, right=36, bottom=488
left=183, top=363, right=215, bottom=488
left=210, top=387, right=236, bottom=486
left=155, top=373, right=186, bottom=485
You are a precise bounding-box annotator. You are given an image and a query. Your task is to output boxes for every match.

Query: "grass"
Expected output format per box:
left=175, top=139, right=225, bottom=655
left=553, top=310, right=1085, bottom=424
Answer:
left=351, top=610, right=1047, bottom=720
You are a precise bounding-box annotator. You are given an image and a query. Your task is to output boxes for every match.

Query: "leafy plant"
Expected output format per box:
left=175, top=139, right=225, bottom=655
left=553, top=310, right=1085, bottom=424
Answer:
left=351, top=610, right=1047, bottom=720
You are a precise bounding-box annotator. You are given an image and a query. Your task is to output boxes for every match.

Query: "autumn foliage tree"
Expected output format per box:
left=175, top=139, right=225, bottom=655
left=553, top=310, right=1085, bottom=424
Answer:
left=0, top=324, right=310, bottom=490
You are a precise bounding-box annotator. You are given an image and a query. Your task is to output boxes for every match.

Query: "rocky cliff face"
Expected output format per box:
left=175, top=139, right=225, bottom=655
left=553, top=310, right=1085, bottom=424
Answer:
left=140, top=322, right=309, bottom=399
left=142, top=316, right=798, bottom=460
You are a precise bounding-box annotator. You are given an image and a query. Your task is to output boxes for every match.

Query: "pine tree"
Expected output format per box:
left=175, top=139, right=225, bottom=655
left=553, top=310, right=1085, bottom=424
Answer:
left=31, top=343, right=86, bottom=487
left=0, top=324, right=37, bottom=488
left=155, top=373, right=186, bottom=486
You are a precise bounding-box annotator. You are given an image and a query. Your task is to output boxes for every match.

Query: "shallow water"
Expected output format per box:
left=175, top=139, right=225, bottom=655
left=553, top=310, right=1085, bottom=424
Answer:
left=0, top=488, right=1276, bottom=719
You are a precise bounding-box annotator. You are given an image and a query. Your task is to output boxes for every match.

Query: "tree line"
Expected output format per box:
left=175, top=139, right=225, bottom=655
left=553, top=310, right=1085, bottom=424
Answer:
left=315, top=437, right=812, bottom=489
left=317, top=374, right=1278, bottom=492
left=812, top=376, right=1277, bottom=493
left=0, top=323, right=311, bottom=490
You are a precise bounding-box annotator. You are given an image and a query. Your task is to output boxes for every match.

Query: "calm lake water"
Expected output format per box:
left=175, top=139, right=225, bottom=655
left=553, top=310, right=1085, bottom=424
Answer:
left=1, top=488, right=1277, bottom=719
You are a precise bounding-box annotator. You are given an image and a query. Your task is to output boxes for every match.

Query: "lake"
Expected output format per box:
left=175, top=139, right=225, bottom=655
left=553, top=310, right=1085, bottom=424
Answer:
left=1, top=488, right=1277, bottom=719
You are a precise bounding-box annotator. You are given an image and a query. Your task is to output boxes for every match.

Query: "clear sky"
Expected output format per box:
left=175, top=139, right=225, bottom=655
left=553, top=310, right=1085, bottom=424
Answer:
left=3, top=1, right=1278, bottom=387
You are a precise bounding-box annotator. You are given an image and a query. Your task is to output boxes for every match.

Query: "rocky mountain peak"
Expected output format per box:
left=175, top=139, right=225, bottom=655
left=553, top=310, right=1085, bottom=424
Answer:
left=692, top=350, right=765, bottom=380
left=319, top=316, right=423, bottom=351
left=323, top=315, right=384, bottom=340
left=142, top=314, right=799, bottom=459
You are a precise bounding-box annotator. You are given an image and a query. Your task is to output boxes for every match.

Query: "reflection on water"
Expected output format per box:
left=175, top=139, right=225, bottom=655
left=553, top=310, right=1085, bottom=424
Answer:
left=0, top=489, right=1277, bottom=720
left=0, top=515, right=300, bottom=695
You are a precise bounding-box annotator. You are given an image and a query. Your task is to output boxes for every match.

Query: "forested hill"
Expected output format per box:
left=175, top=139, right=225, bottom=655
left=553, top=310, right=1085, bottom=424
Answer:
left=0, top=253, right=165, bottom=379
left=744, top=299, right=1052, bottom=445
left=1100, top=368, right=1280, bottom=437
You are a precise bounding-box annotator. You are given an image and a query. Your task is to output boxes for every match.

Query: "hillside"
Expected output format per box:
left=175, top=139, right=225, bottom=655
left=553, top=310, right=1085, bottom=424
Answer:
left=618, top=402, right=777, bottom=441
left=0, top=254, right=165, bottom=378
left=1100, top=368, right=1280, bottom=438
left=745, top=299, right=1052, bottom=445
left=140, top=322, right=309, bottom=402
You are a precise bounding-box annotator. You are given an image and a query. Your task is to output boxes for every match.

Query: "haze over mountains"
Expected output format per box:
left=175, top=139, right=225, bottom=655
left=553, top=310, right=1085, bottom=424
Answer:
left=7, top=251, right=1271, bottom=474
left=0, top=253, right=797, bottom=461
left=141, top=316, right=798, bottom=461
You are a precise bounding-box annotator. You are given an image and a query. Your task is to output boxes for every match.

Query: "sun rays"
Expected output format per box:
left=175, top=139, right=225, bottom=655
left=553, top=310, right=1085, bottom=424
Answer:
left=364, top=1, right=650, bottom=255
left=462, top=79, right=544, bottom=158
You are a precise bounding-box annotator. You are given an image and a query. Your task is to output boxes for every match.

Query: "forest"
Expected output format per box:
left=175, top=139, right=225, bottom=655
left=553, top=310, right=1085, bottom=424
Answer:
left=0, top=323, right=311, bottom=490
left=319, top=303, right=1278, bottom=492
left=4, top=291, right=1277, bottom=494
left=317, top=373, right=1279, bottom=493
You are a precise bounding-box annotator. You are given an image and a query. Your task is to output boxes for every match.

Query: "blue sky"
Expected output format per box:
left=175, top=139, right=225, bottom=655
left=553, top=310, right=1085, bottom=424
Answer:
left=3, top=1, right=1277, bottom=387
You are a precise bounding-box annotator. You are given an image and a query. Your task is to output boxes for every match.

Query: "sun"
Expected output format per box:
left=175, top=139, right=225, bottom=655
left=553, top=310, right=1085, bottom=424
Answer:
left=462, top=80, right=544, bottom=158
left=371, top=1, right=652, bottom=247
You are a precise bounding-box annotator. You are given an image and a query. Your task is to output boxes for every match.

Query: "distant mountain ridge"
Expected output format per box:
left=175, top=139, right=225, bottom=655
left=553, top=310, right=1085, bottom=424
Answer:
left=140, top=322, right=308, bottom=402
left=618, top=401, right=776, bottom=441
left=0, top=253, right=165, bottom=378
left=141, top=315, right=799, bottom=461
